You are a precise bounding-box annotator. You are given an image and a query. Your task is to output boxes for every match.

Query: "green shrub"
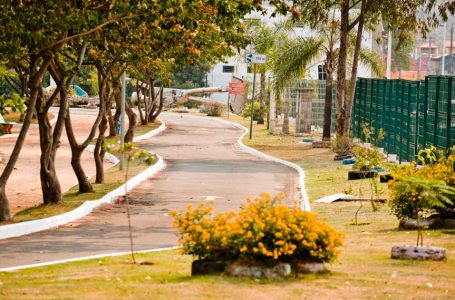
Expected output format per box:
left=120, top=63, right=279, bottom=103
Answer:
left=353, top=146, right=383, bottom=171
left=332, top=136, right=355, bottom=156
left=241, top=101, right=265, bottom=120
left=389, top=146, right=455, bottom=220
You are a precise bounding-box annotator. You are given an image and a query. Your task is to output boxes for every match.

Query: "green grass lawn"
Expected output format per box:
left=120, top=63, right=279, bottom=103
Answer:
left=7, top=121, right=161, bottom=224
left=0, top=114, right=454, bottom=299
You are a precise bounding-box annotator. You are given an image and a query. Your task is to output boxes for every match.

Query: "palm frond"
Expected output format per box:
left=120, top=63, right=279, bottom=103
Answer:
left=359, top=48, right=385, bottom=78
left=272, top=36, right=323, bottom=94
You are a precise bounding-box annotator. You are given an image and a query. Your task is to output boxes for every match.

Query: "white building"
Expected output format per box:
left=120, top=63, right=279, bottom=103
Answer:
left=207, top=5, right=382, bottom=102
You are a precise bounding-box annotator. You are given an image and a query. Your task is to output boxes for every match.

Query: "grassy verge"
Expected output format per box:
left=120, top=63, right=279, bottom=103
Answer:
left=1, top=113, right=454, bottom=299
left=9, top=121, right=161, bottom=223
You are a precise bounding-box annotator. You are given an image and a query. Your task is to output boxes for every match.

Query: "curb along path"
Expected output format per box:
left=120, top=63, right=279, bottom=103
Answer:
left=0, top=113, right=302, bottom=269
left=211, top=117, right=310, bottom=211
left=0, top=120, right=166, bottom=240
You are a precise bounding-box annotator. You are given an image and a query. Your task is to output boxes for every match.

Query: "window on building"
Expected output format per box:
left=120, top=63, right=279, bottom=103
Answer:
left=223, top=65, right=234, bottom=73
left=318, top=65, right=327, bottom=80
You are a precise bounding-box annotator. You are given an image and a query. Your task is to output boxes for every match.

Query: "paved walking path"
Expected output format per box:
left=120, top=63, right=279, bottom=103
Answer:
left=0, top=113, right=298, bottom=269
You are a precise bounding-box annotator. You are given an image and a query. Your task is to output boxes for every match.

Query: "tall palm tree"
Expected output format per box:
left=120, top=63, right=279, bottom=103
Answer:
left=272, top=20, right=384, bottom=138
left=246, top=20, right=294, bottom=125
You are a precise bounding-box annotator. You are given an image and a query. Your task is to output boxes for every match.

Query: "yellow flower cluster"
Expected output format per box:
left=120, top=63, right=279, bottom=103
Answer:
left=172, top=193, right=343, bottom=263
left=389, top=147, right=455, bottom=219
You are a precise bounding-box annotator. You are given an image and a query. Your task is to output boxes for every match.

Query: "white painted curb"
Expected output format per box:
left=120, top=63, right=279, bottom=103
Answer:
left=0, top=246, right=180, bottom=272
left=226, top=120, right=311, bottom=212
left=0, top=155, right=166, bottom=240
left=85, top=144, right=120, bottom=165
left=173, top=114, right=310, bottom=211
left=0, top=121, right=167, bottom=240
left=133, top=118, right=166, bottom=142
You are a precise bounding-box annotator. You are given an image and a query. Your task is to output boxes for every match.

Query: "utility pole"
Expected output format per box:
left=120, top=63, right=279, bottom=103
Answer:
left=450, top=24, right=454, bottom=75
left=386, top=30, right=392, bottom=79
left=428, top=36, right=432, bottom=75
left=119, top=71, right=126, bottom=170
left=442, top=23, right=447, bottom=75
left=417, top=37, right=421, bottom=80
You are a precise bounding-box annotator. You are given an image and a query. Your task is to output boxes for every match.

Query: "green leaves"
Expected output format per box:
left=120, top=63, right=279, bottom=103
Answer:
left=120, top=143, right=157, bottom=166
left=272, top=36, right=323, bottom=94
left=0, top=93, right=26, bottom=115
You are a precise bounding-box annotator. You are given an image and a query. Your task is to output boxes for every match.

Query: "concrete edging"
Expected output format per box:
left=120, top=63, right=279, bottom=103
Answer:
left=0, top=119, right=167, bottom=240
left=0, top=246, right=180, bottom=272
left=176, top=114, right=311, bottom=211
left=133, top=118, right=166, bottom=142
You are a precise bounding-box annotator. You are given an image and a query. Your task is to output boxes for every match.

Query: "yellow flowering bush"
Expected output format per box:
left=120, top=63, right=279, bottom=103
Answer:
left=389, top=146, right=455, bottom=220
left=172, top=194, right=343, bottom=264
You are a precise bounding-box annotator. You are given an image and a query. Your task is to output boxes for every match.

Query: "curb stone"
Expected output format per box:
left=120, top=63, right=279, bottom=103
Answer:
left=201, top=115, right=311, bottom=211
left=0, top=119, right=166, bottom=240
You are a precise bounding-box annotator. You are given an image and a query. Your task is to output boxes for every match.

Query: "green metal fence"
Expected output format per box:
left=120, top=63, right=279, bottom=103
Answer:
left=352, top=76, right=455, bottom=162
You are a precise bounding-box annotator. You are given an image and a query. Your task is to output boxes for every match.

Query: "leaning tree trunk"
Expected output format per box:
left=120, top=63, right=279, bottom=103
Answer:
left=149, top=86, right=164, bottom=123
left=136, top=83, right=147, bottom=125
left=323, top=51, right=334, bottom=141
left=0, top=56, right=51, bottom=221
left=112, top=81, right=136, bottom=143
left=257, top=71, right=266, bottom=125
left=335, top=0, right=350, bottom=137
left=94, top=73, right=111, bottom=184
left=108, top=99, right=117, bottom=137
left=65, top=86, right=105, bottom=193
left=124, top=102, right=137, bottom=143
left=37, top=87, right=68, bottom=204
left=343, top=0, right=366, bottom=137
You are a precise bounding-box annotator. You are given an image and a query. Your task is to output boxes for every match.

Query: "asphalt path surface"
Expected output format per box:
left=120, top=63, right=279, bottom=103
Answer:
left=0, top=112, right=298, bottom=269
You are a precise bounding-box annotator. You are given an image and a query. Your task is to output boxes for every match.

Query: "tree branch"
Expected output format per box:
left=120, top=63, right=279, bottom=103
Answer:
left=35, top=14, right=139, bottom=56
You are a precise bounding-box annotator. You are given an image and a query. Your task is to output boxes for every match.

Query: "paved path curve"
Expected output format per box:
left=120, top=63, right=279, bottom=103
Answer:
left=0, top=113, right=298, bottom=269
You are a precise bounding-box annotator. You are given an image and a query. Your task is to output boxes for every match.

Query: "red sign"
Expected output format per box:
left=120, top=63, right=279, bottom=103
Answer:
left=228, top=82, right=246, bottom=95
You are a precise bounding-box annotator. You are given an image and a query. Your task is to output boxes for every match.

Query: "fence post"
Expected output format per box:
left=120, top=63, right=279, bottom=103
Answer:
left=434, top=77, right=440, bottom=147
left=423, top=77, right=429, bottom=148
left=407, top=83, right=412, bottom=162
left=415, top=81, right=420, bottom=159
left=447, top=77, right=452, bottom=149
left=399, top=81, right=405, bottom=163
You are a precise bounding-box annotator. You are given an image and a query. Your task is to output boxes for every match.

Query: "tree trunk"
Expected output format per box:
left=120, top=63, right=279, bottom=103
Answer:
left=136, top=83, right=146, bottom=125
left=149, top=86, right=164, bottom=122
left=37, top=95, right=64, bottom=204
left=94, top=72, right=110, bottom=184
left=0, top=56, right=51, bottom=221
left=343, top=0, right=366, bottom=137
left=108, top=99, right=117, bottom=137
left=257, top=71, right=266, bottom=124
left=124, top=101, right=137, bottom=143
left=282, top=90, right=290, bottom=135
left=65, top=91, right=105, bottom=193
left=335, top=0, right=350, bottom=137
left=94, top=115, right=107, bottom=184
left=269, top=86, right=276, bottom=134
left=65, top=111, right=92, bottom=193
left=323, top=51, right=334, bottom=141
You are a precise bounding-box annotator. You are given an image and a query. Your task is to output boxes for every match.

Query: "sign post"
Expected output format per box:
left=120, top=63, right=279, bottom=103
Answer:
left=245, top=53, right=266, bottom=139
